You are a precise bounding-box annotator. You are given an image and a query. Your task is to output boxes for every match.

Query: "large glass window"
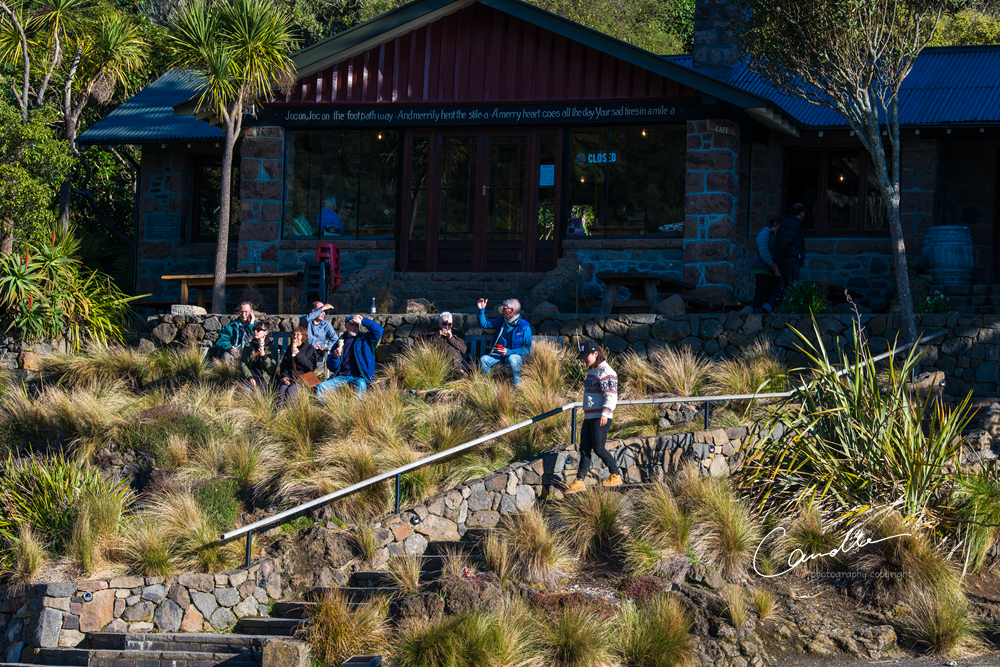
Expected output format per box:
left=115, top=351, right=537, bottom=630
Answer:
left=192, top=160, right=240, bottom=242
left=282, top=130, right=397, bottom=240
left=784, top=148, right=888, bottom=236
left=568, top=125, right=684, bottom=237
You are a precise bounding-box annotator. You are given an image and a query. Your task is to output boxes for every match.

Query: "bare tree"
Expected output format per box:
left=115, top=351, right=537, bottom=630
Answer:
left=733, top=0, right=971, bottom=344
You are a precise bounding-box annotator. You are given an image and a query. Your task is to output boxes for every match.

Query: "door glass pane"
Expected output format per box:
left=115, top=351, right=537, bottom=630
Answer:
left=320, top=131, right=360, bottom=237
left=357, top=131, right=396, bottom=239
left=826, top=152, right=861, bottom=231
left=537, top=134, right=557, bottom=241
left=440, top=136, right=477, bottom=240
left=488, top=136, right=526, bottom=241
left=786, top=152, right=820, bottom=231
left=646, top=126, right=685, bottom=235
left=283, top=132, right=323, bottom=238
left=569, top=129, right=606, bottom=237
left=607, top=128, right=647, bottom=236
left=408, top=136, right=429, bottom=240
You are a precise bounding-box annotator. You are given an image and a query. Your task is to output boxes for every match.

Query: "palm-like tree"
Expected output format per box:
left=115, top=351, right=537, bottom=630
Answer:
left=168, top=0, right=298, bottom=314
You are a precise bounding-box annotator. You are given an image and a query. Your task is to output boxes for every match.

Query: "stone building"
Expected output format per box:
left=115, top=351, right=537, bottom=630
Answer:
left=79, top=0, right=1000, bottom=313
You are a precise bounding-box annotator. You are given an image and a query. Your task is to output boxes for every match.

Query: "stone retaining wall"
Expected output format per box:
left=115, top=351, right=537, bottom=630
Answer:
left=353, top=425, right=771, bottom=569
left=0, top=559, right=282, bottom=663
left=139, top=312, right=1000, bottom=396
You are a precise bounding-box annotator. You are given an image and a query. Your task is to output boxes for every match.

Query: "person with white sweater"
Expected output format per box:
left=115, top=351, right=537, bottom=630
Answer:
left=566, top=340, right=622, bottom=493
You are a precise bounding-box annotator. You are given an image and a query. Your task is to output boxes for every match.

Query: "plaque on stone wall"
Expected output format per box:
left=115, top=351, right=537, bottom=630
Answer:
left=146, top=214, right=179, bottom=239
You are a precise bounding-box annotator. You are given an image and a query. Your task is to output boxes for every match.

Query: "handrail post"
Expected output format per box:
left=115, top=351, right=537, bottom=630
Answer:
left=245, top=530, right=253, bottom=568
left=570, top=407, right=577, bottom=445
left=395, top=473, right=401, bottom=514
left=704, top=401, right=711, bottom=430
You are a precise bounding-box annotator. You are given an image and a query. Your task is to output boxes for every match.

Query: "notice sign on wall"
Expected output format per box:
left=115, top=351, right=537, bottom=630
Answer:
left=250, top=101, right=701, bottom=128
left=539, top=165, right=555, bottom=187
left=145, top=214, right=179, bottom=240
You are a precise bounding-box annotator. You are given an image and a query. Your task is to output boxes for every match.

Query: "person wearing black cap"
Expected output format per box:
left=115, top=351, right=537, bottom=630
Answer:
left=566, top=340, right=622, bottom=493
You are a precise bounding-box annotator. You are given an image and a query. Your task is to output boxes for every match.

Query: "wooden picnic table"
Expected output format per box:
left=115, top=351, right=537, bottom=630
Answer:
left=161, top=272, right=301, bottom=314
left=596, top=271, right=695, bottom=314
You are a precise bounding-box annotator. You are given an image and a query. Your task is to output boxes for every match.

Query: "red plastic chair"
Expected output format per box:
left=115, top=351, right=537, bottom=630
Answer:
left=315, top=243, right=341, bottom=288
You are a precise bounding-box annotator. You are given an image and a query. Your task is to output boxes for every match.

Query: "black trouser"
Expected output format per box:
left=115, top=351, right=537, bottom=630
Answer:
left=752, top=273, right=780, bottom=309
left=577, top=418, right=619, bottom=480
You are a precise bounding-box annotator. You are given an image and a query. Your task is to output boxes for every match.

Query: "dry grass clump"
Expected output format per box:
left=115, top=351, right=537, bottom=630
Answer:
left=771, top=499, right=839, bottom=574
left=414, top=403, right=480, bottom=453
left=390, top=342, right=459, bottom=390
left=750, top=587, right=779, bottom=621
left=122, top=515, right=173, bottom=577
left=514, top=378, right=570, bottom=455
left=720, top=585, right=748, bottom=628
left=387, top=554, right=423, bottom=594
left=142, top=490, right=240, bottom=573
left=679, top=470, right=760, bottom=582
left=482, top=531, right=513, bottom=584
left=393, top=615, right=464, bottom=667
left=554, top=487, right=628, bottom=561
left=440, top=546, right=476, bottom=579
left=303, top=589, right=391, bottom=667
left=541, top=607, right=615, bottom=667
left=624, top=481, right=693, bottom=575
left=455, top=371, right=517, bottom=431
left=616, top=595, right=695, bottom=667
left=708, top=340, right=787, bottom=397
left=496, top=508, right=574, bottom=586
left=10, top=526, right=47, bottom=583
left=352, top=524, right=379, bottom=562
left=38, top=345, right=151, bottom=388
left=638, top=347, right=712, bottom=397
left=902, top=589, right=981, bottom=655
left=522, top=339, right=576, bottom=393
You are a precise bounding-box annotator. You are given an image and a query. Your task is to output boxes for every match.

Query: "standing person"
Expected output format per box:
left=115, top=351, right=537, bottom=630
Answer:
left=752, top=215, right=783, bottom=314
left=766, top=203, right=807, bottom=312
left=565, top=340, right=621, bottom=493
left=240, top=321, right=280, bottom=391
left=300, top=301, right=340, bottom=373
left=476, top=297, right=532, bottom=386
left=210, top=301, right=256, bottom=362
left=424, top=311, right=468, bottom=370
left=278, top=327, right=319, bottom=406
left=316, top=314, right=384, bottom=399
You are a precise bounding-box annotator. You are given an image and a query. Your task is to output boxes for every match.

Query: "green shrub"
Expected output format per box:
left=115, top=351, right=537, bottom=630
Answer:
left=118, top=407, right=215, bottom=461
left=774, top=281, right=829, bottom=314
left=915, top=291, right=950, bottom=314
left=193, top=479, right=242, bottom=533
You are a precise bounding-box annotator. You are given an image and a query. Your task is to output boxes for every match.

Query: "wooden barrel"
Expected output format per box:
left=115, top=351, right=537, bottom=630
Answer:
left=922, top=226, right=973, bottom=285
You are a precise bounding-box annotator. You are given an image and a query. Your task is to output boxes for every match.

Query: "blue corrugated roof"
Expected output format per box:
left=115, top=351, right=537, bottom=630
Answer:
left=667, top=45, right=1000, bottom=128
left=78, top=69, right=225, bottom=145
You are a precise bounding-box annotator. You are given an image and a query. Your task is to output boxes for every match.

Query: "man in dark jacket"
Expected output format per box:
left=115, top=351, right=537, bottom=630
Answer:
left=316, top=314, right=384, bottom=400
left=766, top=203, right=807, bottom=311
left=425, top=311, right=468, bottom=369
left=209, top=301, right=255, bottom=362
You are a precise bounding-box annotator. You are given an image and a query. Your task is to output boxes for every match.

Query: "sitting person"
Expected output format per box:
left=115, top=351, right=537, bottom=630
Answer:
left=316, top=314, right=384, bottom=400
left=240, top=321, right=279, bottom=391
left=300, top=301, right=340, bottom=367
left=424, top=311, right=467, bottom=370
left=476, top=297, right=532, bottom=386
left=278, top=326, right=319, bottom=406
left=210, top=301, right=256, bottom=362
left=318, top=196, right=343, bottom=235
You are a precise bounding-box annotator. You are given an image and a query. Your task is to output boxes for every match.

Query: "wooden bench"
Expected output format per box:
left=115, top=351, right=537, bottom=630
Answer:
left=596, top=271, right=695, bottom=314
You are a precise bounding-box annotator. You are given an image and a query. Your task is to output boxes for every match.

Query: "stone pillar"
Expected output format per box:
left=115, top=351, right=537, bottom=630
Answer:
left=693, top=0, right=739, bottom=80
left=238, top=126, right=285, bottom=273
left=683, top=119, right=741, bottom=303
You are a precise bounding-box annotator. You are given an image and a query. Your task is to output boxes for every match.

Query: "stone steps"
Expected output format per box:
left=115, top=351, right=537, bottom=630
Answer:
left=18, top=632, right=278, bottom=667
left=238, top=617, right=304, bottom=637
left=387, top=271, right=548, bottom=314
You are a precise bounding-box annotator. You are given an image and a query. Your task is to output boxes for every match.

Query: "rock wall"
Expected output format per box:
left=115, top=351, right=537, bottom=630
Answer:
left=139, top=311, right=1000, bottom=396
left=562, top=239, right=684, bottom=303
left=0, top=560, right=282, bottom=663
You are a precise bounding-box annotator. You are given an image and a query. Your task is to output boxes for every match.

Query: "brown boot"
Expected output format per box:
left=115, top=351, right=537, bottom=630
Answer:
left=565, top=479, right=587, bottom=494
left=603, top=473, right=623, bottom=487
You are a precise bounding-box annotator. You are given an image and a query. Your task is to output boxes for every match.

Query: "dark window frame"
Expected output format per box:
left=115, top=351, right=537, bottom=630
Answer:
left=782, top=147, right=891, bottom=237
left=190, top=159, right=240, bottom=243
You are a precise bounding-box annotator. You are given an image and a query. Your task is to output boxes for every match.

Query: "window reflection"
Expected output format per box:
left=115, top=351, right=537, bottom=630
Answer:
left=283, top=130, right=397, bottom=240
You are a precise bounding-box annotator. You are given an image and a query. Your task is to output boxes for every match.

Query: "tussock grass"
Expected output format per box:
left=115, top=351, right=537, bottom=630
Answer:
left=649, top=347, right=712, bottom=397
left=950, top=468, right=1000, bottom=572
left=709, top=340, right=787, bottom=397
left=482, top=532, right=513, bottom=584
left=497, top=508, right=574, bottom=586
left=541, top=607, right=615, bottom=667
left=616, top=595, right=694, bottom=667
left=631, top=482, right=692, bottom=554
left=903, top=589, right=981, bottom=655
left=122, top=515, right=173, bottom=577
left=303, top=589, right=391, bottom=667
left=67, top=507, right=98, bottom=575
left=514, top=378, right=570, bottom=455
left=750, top=587, right=779, bottom=621
left=414, top=403, right=480, bottom=453
left=164, top=434, right=189, bottom=468
left=772, top=499, right=838, bottom=574
left=144, top=490, right=239, bottom=573
left=387, top=553, right=423, bottom=594
left=325, top=442, right=391, bottom=520
left=522, top=339, right=571, bottom=392
left=39, top=345, right=151, bottom=388
left=720, top=585, right=748, bottom=628
left=391, top=342, right=459, bottom=390
left=456, top=372, right=517, bottom=430
left=687, top=477, right=761, bottom=582
left=150, top=347, right=209, bottom=384
left=461, top=599, right=541, bottom=667
left=11, top=526, right=47, bottom=583
left=554, top=487, right=628, bottom=561
left=394, top=615, right=463, bottom=667
left=352, top=524, right=378, bottom=562
left=440, top=547, right=474, bottom=579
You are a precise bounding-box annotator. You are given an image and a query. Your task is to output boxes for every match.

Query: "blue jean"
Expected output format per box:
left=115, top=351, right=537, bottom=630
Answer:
left=480, top=353, right=524, bottom=385
left=317, top=375, right=368, bottom=400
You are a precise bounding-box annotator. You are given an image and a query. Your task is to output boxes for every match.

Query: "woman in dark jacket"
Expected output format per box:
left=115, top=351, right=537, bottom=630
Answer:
left=279, top=326, right=319, bottom=406
left=240, top=321, right=280, bottom=391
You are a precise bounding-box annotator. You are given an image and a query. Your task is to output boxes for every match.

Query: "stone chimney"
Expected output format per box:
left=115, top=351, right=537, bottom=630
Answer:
left=692, top=0, right=740, bottom=80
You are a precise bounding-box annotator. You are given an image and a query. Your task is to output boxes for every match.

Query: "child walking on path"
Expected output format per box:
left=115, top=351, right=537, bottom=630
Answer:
left=566, top=340, right=622, bottom=493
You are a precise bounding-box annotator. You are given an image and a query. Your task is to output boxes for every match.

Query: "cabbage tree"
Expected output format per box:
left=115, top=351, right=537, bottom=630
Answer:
left=168, top=0, right=298, bottom=314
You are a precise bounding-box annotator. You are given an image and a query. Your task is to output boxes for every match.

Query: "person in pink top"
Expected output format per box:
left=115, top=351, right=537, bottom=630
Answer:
left=566, top=340, right=622, bottom=493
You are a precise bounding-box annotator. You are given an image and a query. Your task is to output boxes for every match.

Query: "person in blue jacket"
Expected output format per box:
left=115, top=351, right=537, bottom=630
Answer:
left=316, top=314, right=383, bottom=399
left=476, top=297, right=532, bottom=386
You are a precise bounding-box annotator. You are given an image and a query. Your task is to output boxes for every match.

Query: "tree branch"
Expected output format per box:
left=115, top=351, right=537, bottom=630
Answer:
left=37, top=29, right=61, bottom=108
left=0, top=1, right=31, bottom=122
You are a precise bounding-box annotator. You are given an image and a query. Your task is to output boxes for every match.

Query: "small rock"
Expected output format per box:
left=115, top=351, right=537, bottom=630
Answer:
left=171, top=304, right=208, bottom=316
left=33, top=608, right=62, bottom=648
left=203, top=316, right=222, bottom=332
left=191, top=592, right=218, bottom=618
left=153, top=599, right=183, bottom=632
left=152, top=323, right=177, bottom=345
left=533, top=301, right=559, bottom=314
left=167, top=584, right=191, bottom=609
left=655, top=295, right=686, bottom=315
left=122, top=602, right=154, bottom=622
left=214, top=587, right=241, bottom=608
left=104, top=619, right=127, bottom=633
left=128, top=622, right=154, bottom=633
left=687, top=562, right=725, bottom=589
left=209, top=607, right=237, bottom=630
left=405, top=298, right=431, bottom=314
left=233, top=596, right=258, bottom=619
left=180, top=605, right=203, bottom=632
left=141, top=584, right=167, bottom=603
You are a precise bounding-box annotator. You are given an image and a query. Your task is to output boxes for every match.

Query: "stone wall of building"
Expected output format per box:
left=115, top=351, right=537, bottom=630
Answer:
left=238, top=126, right=286, bottom=275
left=562, top=238, right=683, bottom=302
left=0, top=560, right=281, bottom=663
left=138, top=311, right=1000, bottom=397
left=683, top=119, right=745, bottom=302
left=136, top=146, right=227, bottom=302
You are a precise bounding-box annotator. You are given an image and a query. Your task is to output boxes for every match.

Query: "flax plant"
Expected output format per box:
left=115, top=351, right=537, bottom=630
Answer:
left=740, top=317, right=974, bottom=521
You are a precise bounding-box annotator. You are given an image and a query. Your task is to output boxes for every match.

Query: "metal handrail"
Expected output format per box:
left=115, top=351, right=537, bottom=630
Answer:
left=224, top=328, right=948, bottom=566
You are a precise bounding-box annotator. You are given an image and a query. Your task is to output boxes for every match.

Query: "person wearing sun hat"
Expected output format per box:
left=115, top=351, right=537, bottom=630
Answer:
left=565, top=340, right=621, bottom=494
